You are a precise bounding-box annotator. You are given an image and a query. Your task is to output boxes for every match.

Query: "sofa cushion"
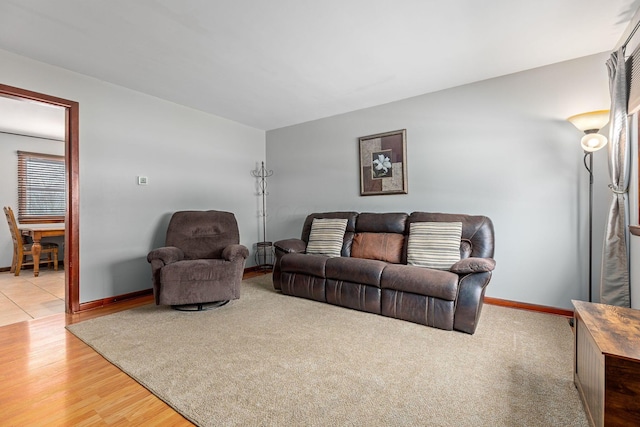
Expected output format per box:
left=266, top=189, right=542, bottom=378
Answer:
left=306, top=218, right=348, bottom=258
left=351, top=232, right=404, bottom=264
left=381, top=264, right=459, bottom=301
left=280, top=253, right=328, bottom=277
left=355, top=212, right=407, bottom=233
left=325, top=257, right=387, bottom=287
left=407, top=222, right=462, bottom=270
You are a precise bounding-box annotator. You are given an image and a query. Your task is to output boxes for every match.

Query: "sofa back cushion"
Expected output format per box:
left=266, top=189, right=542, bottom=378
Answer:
left=355, top=212, right=407, bottom=233
left=300, top=211, right=495, bottom=263
left=352, top=212, right=408, bottom=263
left=301, top=212, right=358, bottom=257
left=351, top=232, right=404, bottom=263
left=166, top=210, right=239, bottom=259
left=406, top=212, right=495, bottom=260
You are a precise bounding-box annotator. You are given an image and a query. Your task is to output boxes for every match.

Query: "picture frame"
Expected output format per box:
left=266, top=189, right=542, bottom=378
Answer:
left=359, top=129, right=407, bottom=196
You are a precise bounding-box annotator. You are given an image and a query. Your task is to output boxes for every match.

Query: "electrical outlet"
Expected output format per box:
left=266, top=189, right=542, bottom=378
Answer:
left=137, top=176, right=148, bottom=185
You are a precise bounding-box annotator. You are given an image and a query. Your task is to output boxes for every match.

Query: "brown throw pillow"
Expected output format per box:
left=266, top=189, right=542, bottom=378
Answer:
left=351, top=232, right=404, bottom=264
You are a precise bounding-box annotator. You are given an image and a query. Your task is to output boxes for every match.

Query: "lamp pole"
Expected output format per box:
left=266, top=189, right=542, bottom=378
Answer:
left=584, top=151, right=594, bottom=303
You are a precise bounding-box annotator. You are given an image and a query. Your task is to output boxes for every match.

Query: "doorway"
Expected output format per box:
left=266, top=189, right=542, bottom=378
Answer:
left=0, top=83, right=79, bottom=313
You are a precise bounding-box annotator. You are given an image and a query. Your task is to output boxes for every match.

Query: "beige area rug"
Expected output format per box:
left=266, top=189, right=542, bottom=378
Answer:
left=67, top=275, right=588, bottom=426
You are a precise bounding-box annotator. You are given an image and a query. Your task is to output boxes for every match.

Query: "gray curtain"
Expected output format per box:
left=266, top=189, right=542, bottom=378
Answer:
left=601, top=47, right=631, bottom=307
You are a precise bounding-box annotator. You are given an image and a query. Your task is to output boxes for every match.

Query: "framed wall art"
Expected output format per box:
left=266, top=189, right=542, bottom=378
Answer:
left=359, top=129, right=407, bottom=196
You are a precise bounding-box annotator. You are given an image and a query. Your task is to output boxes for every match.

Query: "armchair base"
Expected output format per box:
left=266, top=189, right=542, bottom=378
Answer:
left=172, top=300, right=230, bottom=311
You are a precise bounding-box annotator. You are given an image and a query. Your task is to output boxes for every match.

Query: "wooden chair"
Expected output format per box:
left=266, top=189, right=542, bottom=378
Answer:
left=3, top=206, right=59, bottom=276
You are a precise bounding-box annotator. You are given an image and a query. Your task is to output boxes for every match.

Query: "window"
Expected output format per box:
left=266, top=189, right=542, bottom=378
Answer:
left=17, top=150, right=65, bottom=223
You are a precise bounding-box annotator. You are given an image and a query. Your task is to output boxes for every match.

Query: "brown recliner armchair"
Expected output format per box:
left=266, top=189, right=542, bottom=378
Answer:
left=147, top=210, right=249, bottom=310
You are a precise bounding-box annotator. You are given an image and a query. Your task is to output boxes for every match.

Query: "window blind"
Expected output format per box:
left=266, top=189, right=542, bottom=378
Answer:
left=627, top=43, right=640, bottom=115
left=17, top=151, right=65, bottom=222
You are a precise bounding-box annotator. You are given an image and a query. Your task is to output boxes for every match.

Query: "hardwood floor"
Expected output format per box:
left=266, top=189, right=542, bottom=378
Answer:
left=1, top=270, right=268, bottom=425
left=1, top=294, right=192, bottom=426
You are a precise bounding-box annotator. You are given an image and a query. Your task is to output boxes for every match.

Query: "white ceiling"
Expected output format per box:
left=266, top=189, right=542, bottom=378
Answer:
left=0, top=96, right=65, bottom=141
left=0, top=0, right=639, bottom=132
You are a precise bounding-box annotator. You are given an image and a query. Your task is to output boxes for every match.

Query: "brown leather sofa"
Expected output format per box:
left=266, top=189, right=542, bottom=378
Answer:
left=273, top=211, right=495, bottom=334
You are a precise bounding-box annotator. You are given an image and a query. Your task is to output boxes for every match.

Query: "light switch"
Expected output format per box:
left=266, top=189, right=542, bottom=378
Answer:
left=138, top=176, right=148, bottom=185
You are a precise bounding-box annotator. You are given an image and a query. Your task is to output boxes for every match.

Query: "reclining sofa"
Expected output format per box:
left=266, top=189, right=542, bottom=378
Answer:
left=273, top=211, right=495, bottom=334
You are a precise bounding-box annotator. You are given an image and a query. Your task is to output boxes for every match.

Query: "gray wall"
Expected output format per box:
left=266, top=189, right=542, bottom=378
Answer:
left=0, top=132, right=65, bottom=266
left=266, top=52, right=612, bottom=309
left=1, top=46, right=619, bottom=310
left=0, top=48, right=266, bottom=304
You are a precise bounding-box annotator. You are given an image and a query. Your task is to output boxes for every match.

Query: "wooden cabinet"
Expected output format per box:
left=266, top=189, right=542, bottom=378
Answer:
left=573, top=300, right=640, bottom=426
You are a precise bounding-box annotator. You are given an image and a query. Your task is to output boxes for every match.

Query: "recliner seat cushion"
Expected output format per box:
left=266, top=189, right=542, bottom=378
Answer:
left=281, top=253, right=328, bottom=277
left=381, top=264, right=459, bottom=301
left=325, top=257, right=387, bottom=287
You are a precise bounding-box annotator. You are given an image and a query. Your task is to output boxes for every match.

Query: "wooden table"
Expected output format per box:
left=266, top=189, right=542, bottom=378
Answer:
left=572, top=300, right=640, bottom=426
left=20, top=224, right=65, bottom=277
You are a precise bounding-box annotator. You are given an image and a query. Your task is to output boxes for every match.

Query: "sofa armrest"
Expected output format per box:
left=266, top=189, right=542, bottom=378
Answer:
left=147, top=246, right=184, bottom=265
left=449, top=257, right=495, bottom=274
left=454, top=271, right=492, bottom=334
left=274, top=238, right=307, bottom=254
left=222, top=244, right=250, bottom=261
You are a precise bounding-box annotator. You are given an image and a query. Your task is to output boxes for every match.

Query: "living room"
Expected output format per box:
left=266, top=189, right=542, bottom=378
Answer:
left=1, top=2, right=638, bottom=312
left=1, top=1, right=640, bottom=425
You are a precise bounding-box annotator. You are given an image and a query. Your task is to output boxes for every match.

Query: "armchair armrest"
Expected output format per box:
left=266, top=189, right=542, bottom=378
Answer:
left=147, top=246, right=184, bottom=265
left=222, top=244, right=249, bottom=261
left=449, top=257, right=496, bottom=274
left=274, top=238, right=307, bottom=254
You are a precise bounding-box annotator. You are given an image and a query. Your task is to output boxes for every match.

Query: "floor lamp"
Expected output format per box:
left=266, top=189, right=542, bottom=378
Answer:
left=567, top=110, right=610, bottom=303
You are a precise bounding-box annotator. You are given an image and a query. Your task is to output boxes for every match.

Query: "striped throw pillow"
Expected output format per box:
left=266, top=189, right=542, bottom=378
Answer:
left=306, top=218, right=348, bottom=258
left=407, top=222, right=462, bottom=270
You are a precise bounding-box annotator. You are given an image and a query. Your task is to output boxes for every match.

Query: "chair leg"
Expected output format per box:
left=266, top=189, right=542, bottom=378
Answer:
left=15, top=254, right=24, bottom=276
left=53, top=248, right=58, bottom=271
left=10, top=250, right=17, bottom=274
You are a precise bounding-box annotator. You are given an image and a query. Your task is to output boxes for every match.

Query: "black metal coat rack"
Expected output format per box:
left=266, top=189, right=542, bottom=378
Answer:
left=250, top=161, right=274, bottom=268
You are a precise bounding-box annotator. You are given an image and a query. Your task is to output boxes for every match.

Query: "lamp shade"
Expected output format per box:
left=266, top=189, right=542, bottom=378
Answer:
left=567, top=110, right=610, bottom=132
left=581, top=133, right=607, bottom=152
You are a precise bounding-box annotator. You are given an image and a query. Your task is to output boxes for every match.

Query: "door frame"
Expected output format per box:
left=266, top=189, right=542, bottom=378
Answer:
left=0, top=83, right=80, bottom=313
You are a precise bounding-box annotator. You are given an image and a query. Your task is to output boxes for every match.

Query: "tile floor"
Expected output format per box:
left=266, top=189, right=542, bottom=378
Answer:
left=0, top=268, right=65, bottom=327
